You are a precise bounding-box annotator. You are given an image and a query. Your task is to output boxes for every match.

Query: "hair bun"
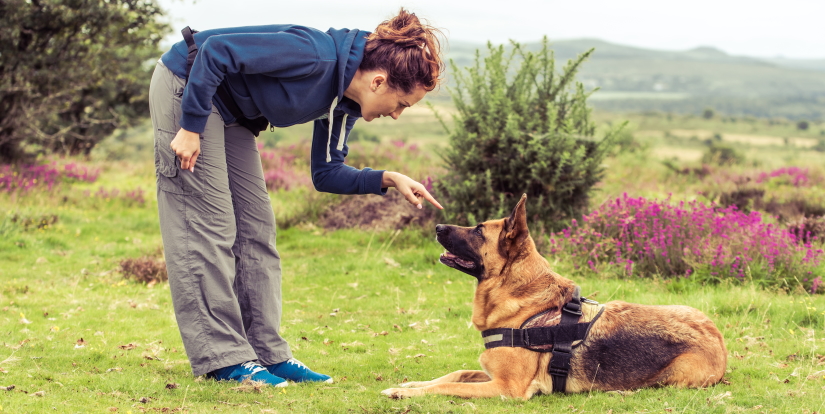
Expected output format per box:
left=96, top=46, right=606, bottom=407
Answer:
left=362, top=8, right=445, bottom=93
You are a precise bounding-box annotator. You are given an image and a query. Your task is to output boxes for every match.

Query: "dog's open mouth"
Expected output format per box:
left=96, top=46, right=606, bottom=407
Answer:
left=440, top=251, right=476, bottom=269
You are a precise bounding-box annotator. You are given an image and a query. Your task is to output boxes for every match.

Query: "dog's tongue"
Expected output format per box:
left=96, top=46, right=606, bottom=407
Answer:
left=443, top=251, right=475, bottom=269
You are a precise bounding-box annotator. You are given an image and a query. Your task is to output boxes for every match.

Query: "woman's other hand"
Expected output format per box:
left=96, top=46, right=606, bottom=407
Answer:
left=382, top=171, right=443, bottom=210
left=170, top=128, right=201, bottom=172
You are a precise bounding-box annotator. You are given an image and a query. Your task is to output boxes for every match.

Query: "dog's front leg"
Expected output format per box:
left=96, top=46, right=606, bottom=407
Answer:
left=383, top=378, right=530, bottom=399
left=383, top=349, right=538, bottom=399
left=399, top=370, right=491, bottom=388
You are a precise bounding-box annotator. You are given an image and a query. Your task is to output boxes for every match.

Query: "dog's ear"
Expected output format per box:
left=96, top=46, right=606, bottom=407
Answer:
left=504, top=194, right=529, bottom=240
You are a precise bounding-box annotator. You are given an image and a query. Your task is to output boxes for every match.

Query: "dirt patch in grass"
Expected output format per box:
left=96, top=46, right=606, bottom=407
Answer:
left=120, top=249, right=168, bottom=285
left=320, top=191, right=437, bottom=232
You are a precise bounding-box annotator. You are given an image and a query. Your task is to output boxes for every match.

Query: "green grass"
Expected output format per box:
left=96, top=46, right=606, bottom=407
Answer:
left=3, top=112, right=825, bottom=412
left=1, top=166, right=825, bottom=413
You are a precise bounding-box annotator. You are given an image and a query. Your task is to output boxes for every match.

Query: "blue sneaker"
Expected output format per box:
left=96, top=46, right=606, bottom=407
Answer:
left=207, top=361, right=288, bottom=387
left=265, top=358, right=333, bottom=383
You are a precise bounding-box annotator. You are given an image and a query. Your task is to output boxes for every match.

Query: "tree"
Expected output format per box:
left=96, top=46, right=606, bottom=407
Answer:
left=702, top=108, right=714, bottom=119
left=434, top=38, right=625, bottom=231
left=0, top=0, right=168, bottom=163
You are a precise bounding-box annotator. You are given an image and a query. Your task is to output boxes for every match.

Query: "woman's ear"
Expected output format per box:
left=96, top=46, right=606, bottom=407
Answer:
left=370, top=73, right=388, bottom=93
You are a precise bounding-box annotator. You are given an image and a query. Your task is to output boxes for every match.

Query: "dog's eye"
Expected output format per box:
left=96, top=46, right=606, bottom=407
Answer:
left=474, top=226, right=483, bottom=236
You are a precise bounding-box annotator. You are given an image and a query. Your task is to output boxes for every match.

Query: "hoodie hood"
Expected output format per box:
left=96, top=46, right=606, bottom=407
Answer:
left=326, top=28, right=369, bottom=105
left=321, top=28, right=369, bottom=161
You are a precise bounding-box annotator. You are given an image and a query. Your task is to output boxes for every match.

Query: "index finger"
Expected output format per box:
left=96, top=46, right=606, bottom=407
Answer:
left=419, top=188, right=443, bottom=210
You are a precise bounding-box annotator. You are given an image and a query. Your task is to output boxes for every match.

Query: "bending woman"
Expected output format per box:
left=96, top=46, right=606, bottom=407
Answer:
left=148, top=9, right=443, bottom=386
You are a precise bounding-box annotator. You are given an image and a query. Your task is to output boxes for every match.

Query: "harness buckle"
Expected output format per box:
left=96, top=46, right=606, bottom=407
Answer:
left=581, top=297, right=599, bottom=305
left=562, top=302, right=582, bottom=318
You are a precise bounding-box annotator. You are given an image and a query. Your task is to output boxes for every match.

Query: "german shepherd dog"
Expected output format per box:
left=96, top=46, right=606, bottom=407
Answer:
left=382, top=195, right=727, bottom=399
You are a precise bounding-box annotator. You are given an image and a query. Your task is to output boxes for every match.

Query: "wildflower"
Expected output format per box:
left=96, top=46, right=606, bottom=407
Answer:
left=547, top=194, right=823, bottom=284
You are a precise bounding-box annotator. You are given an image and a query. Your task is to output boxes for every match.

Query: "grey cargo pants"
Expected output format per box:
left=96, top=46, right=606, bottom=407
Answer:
left=148, top=61, right=292, bottom=376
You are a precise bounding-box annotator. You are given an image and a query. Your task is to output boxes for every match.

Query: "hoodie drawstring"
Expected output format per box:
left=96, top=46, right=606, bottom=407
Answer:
left=337, top=114, right=348, bottom=151
left=325, top=97, right=337, bottom=162
left=325, top=97, right=349, bottom=162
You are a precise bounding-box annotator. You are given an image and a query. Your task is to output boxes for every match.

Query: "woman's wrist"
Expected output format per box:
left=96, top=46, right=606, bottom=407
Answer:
left=381, top=171, right=398, bottom=188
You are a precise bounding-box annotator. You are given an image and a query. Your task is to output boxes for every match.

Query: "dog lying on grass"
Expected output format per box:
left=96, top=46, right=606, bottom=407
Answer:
left=382, top=194, right=727, bottom=399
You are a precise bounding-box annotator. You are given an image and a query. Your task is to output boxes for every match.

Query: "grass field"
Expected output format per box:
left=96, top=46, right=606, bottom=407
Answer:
left=2, top=107, right=825, bottom=413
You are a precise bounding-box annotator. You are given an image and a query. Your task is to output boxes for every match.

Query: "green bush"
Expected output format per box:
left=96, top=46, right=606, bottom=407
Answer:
left=702, top=107, right=715, bottom=119
left=702, top=142, right=743, bottom=166
left=813, top=139, right=825, bottom=153
left=611, top=126, right=645, bottom=155
left=434, top=38, right=625, bottom=230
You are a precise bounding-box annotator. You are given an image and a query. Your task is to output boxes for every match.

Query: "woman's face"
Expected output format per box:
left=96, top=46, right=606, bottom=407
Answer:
left=359, top=81, right=427, bottom=122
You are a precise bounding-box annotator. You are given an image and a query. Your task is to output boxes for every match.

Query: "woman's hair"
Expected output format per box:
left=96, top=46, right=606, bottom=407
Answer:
left=361, top=8, right=444, bottom=94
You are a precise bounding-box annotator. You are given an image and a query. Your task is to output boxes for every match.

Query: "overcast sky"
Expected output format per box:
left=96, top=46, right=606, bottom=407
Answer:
left=157, top=0, right=824, bottom=60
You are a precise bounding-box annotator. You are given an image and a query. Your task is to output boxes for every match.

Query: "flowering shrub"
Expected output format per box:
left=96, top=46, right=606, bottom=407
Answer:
left=755, top=167, right=818, bottom=187
left=421, top=176, right=434, bottom=192
left=812, top=277, right=823, bottom=294
left=259, top=144, right=312, bottom=191
left=258, top=139, right=439, bottom=192
left=548, top=194, right=824, bottom=293
left=787, top=216, right=825, bottom=245
left=82, top=187, right=146, bottom=207
left=345, top=139, right=426, bottom=172
left=699, top=166, right=825, bottom=225
left=63, top=163, right=101, bottom=183
left=0, top=162, right=99, bottom=193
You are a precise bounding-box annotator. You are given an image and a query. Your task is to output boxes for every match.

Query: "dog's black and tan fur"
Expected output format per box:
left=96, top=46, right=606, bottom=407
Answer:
left=382, top=195, right=727, bottom=399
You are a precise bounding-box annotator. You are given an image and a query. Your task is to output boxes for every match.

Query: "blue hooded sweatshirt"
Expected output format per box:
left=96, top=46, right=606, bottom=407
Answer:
left=160, top=25, right=386, bottom=196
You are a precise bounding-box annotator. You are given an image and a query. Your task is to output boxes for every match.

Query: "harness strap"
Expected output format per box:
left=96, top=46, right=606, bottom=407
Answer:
left=182, top=26, right=199, bottom=79
left=550, top=286, right=583, bottom=393
left=481, top=323, right=590, bottom=349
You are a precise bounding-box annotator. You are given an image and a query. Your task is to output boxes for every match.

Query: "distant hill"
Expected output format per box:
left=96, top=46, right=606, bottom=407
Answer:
left=441, top=39, right=825, bottom=120
left=764, top=57, right=825, bottom=72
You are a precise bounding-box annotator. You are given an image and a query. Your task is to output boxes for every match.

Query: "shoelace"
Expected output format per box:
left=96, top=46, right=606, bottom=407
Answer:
left=240, top=361, right=267, bottom=375
left=286, top=358, right=308, bottom=369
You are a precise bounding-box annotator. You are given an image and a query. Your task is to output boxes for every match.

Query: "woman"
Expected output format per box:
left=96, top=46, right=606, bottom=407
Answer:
left=148, top=9, right=443, bottom=386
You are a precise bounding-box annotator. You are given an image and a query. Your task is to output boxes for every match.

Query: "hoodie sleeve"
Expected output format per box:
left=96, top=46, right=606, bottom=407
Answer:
left=311, top=115, right=387, bottom=195
left=180, top=30, right=322, bottom=133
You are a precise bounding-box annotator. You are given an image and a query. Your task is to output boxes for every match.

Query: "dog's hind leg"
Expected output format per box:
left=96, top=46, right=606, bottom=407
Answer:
left=654, top=351, right=726, bottom=388
left=400, top=370, right=491, bottom=388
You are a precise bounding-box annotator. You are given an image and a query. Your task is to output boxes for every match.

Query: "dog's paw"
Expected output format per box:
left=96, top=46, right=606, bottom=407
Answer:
left=381, top=387, right=424, bottom=399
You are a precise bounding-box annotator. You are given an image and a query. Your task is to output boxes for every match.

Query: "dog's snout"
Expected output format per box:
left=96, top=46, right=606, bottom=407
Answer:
left=436, top=224, right=448, bottom=235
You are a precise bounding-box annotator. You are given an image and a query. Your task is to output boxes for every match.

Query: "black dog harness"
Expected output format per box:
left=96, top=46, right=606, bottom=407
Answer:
left=480, top=286, right=604, bottom=393
left=180, top=27, right=271, bottom=137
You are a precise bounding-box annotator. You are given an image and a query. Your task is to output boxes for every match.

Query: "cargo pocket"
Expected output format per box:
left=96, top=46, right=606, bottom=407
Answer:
left=154, top=128, right=204, bottom=197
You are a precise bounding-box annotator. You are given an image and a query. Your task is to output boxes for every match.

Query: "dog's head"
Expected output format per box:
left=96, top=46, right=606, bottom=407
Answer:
left=436, top=194, right=533, bottom=280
